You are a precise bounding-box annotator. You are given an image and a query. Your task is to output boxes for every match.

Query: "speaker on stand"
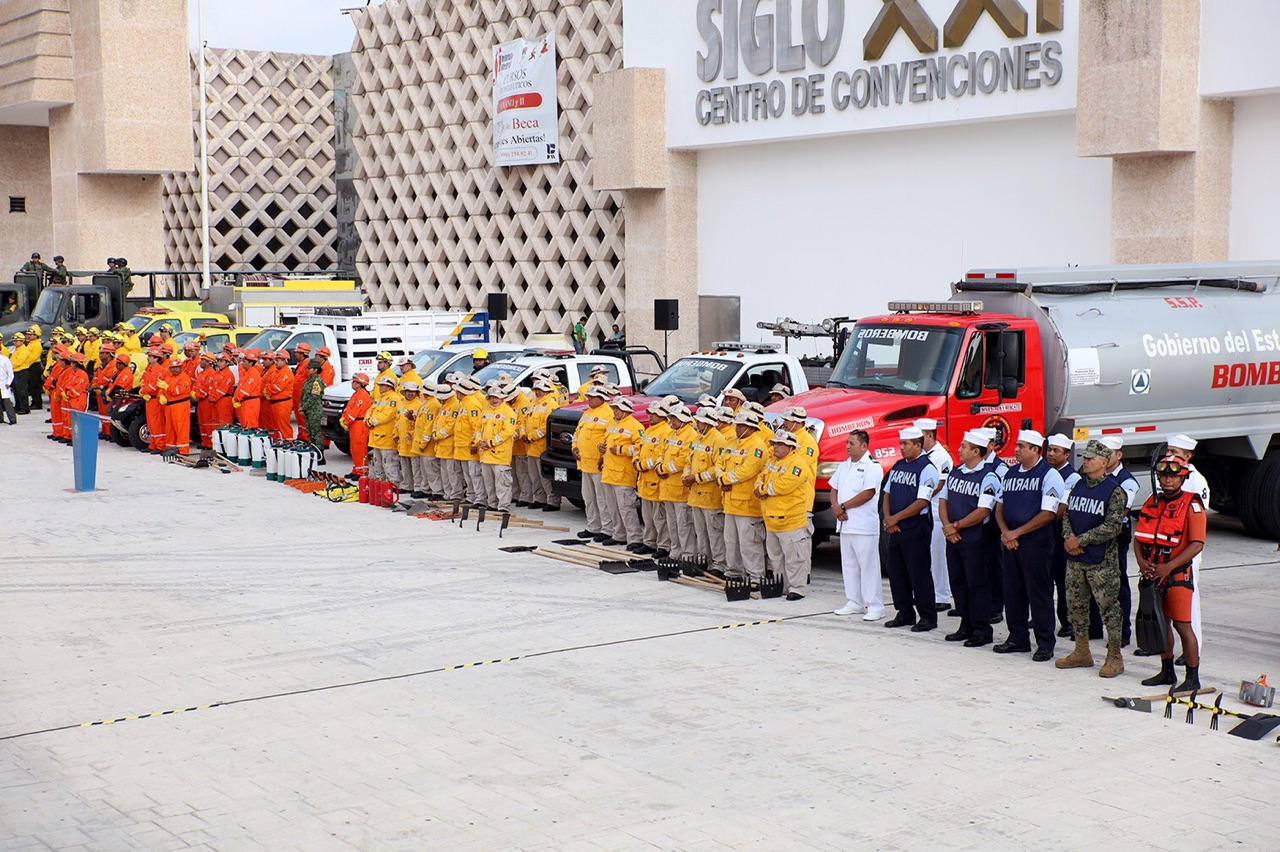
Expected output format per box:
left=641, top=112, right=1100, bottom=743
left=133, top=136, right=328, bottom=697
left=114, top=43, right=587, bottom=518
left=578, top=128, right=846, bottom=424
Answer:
left=487, top=292, right=508, bottom=342
left=654, top=299, right=679, bottom=365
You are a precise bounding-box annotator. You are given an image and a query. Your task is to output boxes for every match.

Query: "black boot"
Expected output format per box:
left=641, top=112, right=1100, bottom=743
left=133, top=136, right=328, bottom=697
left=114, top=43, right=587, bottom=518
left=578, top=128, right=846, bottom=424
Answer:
left=1174, top=664, right=1200, bottom=694
left=1141, top=658, right=1176, bottom=687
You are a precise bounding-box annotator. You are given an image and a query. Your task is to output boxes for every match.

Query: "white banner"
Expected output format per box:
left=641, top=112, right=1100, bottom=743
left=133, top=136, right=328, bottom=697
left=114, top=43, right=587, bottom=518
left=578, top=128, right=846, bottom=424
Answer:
left=492, top=34, right=560, bottom=167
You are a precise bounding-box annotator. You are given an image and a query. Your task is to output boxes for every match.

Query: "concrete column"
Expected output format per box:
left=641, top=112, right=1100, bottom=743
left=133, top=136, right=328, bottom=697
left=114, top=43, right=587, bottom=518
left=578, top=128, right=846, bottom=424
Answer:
left=46, top=0, right=191, bottom=272
left=592, top=67, right=699, bottom=359
left=1076, top=0, right=1233, bottom=263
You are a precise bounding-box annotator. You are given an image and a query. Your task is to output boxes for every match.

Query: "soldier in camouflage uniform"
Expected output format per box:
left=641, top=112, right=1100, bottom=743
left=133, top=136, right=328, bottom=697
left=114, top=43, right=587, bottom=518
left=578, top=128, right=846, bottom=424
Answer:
left=299, top=361, right=326, bottom=461
left=1056, top=439, right=1128, bottom=677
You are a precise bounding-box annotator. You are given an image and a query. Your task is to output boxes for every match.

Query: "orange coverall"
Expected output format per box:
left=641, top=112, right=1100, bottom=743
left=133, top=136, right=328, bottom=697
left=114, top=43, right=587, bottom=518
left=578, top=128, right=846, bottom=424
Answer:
left=234, top=365, right=263, bottom=428
left=341, top=386, right=373, bottom=476
left=60, top=366, right=90, bottom=439
left=264, top=365, right=294, bottom=440
left=162, top=370, right=193, bottom=454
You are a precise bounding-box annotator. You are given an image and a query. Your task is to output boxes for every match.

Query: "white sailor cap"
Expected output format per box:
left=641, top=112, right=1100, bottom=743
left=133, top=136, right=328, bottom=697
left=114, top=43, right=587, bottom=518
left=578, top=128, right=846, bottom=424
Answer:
left=913, top=418, right=938, bottom=431
left=1166, top=433, right=1197, bottom=451
left=962, top=430, right=988, bottom=448
left=899, top=427, right=924, bottom=441
left=1046, top=433, right=1073, bottom=449
left=1017, top=429, right=1045, bottom=446
left=1099, top=436, right=1123, bottom=451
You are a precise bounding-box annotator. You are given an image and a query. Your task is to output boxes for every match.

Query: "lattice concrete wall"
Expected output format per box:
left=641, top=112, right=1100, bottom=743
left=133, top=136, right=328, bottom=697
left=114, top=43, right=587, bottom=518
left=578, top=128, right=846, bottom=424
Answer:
left=163, top=49, right=338, bottom=272
left=350, top=0, right=625, bottom=343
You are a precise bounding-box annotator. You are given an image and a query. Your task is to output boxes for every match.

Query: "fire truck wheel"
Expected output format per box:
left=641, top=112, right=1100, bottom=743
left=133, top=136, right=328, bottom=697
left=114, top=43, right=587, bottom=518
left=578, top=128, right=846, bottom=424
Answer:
left=1236, top=457, right=1270, bottom=538
left=1254, top=454, right=1280, bottom=540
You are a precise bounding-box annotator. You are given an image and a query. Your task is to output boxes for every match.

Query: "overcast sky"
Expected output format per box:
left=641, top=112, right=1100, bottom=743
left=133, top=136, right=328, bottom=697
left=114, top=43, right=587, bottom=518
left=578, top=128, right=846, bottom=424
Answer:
left=188, top=0, right=359, bottom=55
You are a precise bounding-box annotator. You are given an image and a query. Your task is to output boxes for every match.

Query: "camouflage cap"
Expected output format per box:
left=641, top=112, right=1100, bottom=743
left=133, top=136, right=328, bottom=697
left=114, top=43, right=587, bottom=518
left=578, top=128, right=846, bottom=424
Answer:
left=1081, top=439, right=1113, bottom=461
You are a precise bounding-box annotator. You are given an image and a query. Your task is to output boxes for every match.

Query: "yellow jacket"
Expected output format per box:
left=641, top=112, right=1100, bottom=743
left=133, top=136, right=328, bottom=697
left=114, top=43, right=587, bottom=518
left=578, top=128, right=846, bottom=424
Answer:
left=398, top=368, right=422, bottom=390
left=688, top=426, right=728, bottom=510
left=478, top=402, right=517, bottom=465
left=602, top=414, right=642, bottom=488
left=757, top=447, right=813, bottom=532
left=792, top=426, right=819, bottom=476
left=372, top=367, right=398, bottom=400
left=396, top=395, right=423, bottom=457
left=452, top=391, right=486, bottom=461
left=119, top=332, right=141, bottom=354
left=573, top=402, right=614, bottom=473
left=413, top=397, right=441, bottom=457
left=719, top=429, right=769, bottom=517
left=658, top=422, right=696, bottom=502
left=433, top=395, right=459, bottom=447
left=364, top=390, right=403, bottom=450
left=522, top=392, right=555, bottom=457
left=509, top=388, right=533, bottom=457
left=10, top=341, right=33, bottom=371
left=635, top=419, right=670, bottom=502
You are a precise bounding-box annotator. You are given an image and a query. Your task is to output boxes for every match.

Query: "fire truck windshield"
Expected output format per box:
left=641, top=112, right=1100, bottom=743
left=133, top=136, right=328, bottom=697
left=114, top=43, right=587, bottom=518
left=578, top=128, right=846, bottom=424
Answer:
left=827, top=325, right=963, bottom=395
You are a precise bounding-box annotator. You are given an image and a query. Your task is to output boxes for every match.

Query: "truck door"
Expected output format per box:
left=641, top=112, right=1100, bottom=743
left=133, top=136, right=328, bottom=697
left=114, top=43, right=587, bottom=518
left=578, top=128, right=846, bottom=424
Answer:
left=67, top=289, right=109, bottom=329
left=946, top=327, right=1028, bottom=457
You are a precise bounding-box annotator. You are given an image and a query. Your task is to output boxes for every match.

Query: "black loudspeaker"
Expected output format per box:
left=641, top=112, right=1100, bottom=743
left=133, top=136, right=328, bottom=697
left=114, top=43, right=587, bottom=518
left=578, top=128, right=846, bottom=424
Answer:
left=487, top=292, right=508, bottom=322
left=654, top=298, right=679, bottom=331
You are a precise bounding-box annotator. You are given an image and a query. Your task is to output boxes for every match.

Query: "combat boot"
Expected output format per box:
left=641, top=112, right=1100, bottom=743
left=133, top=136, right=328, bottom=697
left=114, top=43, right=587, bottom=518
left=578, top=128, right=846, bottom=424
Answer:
left=1099, top=643, right=1124, bottom=678
left=1055, top=635, right=1094, bottom=669
left=1174, top=665, right=1200, bottom=694
left=1141, top=658, right=1176, bottom=687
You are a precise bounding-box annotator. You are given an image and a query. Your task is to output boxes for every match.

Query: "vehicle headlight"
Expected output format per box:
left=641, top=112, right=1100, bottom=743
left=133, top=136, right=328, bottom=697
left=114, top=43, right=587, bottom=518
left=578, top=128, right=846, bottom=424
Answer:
left=816, top=461, right=840, bottom=479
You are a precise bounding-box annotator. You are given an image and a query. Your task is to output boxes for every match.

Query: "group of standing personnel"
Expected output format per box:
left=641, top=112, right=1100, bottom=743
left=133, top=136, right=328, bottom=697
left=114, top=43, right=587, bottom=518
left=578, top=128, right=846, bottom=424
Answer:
left=831, top=421, right=1209, bottom=691
left=337, top=357, right=570, bottom=514
left=573, top=383, right=819, bottom=601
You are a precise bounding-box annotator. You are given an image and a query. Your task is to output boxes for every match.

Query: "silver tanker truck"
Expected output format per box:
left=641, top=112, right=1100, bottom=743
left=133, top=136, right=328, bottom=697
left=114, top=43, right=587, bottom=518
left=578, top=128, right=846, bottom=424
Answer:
left=792, top=261, right=1280, bottom=540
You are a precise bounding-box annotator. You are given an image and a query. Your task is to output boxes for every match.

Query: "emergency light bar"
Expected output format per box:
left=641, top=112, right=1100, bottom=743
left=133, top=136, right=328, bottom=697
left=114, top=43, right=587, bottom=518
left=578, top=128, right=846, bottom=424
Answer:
left=886, top=301, right=983, bottom=315
left=710, top=341, right=781, bottom=352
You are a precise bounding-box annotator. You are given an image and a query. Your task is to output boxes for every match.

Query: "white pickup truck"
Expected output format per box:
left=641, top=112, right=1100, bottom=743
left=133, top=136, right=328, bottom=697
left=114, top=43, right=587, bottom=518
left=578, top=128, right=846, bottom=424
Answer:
left=539, top=343, right=813, bottom=504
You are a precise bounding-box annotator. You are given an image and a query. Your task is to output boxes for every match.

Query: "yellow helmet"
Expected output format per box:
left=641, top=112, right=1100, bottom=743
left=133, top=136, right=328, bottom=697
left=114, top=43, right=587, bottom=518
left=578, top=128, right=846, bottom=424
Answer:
left=28, top=324, right=41, bottom=336
left=474, top=348, right=488, bottom=360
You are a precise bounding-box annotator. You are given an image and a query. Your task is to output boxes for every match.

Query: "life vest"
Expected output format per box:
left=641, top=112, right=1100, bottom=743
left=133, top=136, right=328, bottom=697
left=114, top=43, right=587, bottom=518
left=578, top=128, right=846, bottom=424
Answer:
left=1133, top=491, right=1203, bottom=590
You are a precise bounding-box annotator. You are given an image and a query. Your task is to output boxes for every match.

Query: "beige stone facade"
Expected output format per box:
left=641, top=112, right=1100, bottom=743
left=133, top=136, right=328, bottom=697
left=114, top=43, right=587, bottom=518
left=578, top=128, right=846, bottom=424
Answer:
left=162, top=49, right=339, bottom=273
left=348, top=0, right=625, bottom=345
left=0, top=0, right=190, bottom=276
left=1076, top=0, right=1233, bottom=263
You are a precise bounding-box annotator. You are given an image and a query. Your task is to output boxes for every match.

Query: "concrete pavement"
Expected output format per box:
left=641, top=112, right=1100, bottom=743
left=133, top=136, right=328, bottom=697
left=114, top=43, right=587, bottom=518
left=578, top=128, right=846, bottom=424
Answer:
left=2, top=416, right=1279, bottom=849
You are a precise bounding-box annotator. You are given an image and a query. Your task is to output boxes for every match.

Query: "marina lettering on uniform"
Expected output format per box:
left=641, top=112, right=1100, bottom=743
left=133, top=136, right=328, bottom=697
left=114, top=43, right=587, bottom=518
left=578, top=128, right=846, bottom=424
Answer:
left=1068, top=495, right=1106, bottom=516
left=886, top=469, right=918, bottom=488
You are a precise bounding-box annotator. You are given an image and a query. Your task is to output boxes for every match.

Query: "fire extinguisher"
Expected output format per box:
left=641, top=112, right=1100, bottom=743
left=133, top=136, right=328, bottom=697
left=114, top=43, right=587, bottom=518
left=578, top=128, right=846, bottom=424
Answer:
left=358, top=476, right=371, bottom=504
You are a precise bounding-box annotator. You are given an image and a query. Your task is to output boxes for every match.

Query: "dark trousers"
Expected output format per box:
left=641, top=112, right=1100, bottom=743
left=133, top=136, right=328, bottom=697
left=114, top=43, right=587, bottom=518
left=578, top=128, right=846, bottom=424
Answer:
left=886, top=519, right=935, bottom=625
left=1, top=397, right=15, bottom=424
left=947, top=537, right=992, bottom=642
left=1001, top=527, right=1056, bottom=652
left=1090, top=525, right=1133, bottom=642
left=1051, top=535, right=1070, bottom=630
left=12, top=370, right=29, bottom=413
left=26, top=363, right=42, bottom=409
left=984, top=522, right=1003, bottom=619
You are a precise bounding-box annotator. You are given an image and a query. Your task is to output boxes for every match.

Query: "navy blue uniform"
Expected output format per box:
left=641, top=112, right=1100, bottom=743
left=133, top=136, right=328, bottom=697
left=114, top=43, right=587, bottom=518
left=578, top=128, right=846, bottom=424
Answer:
left=998, top=459, right=1066, bottom=653
left=883, top=454, right=940, bottom=626
left=940, top=463, right=1000, bottom=643
left=983, top=455, right=1009, bottom=620
left=1051, top=463, right=1081, bottom=632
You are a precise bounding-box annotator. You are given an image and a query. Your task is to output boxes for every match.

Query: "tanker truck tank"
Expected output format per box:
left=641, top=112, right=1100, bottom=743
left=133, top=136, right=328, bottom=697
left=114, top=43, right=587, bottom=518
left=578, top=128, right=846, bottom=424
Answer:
left=958, top=260, right=1280, bottom=537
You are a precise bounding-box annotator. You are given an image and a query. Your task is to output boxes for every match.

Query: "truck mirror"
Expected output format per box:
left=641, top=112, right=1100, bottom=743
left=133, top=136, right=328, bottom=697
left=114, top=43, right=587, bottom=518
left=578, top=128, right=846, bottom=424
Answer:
left=1001, top=376, right=1019, bottom=399
left=637, top=378, right=649, bottom=392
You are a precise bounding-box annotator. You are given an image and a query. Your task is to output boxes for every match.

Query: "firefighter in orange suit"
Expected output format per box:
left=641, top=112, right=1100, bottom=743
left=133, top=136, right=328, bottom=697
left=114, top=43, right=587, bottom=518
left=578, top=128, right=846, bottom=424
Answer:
left=58, top=352, right=91, bottom=442
left=45, top=346, right=69, bottom=440
left=90, top=342, right=118, bottom=437
left=140, top=347, right=168, bottom=452
left=160, top=355, right=193, bottom=455
left=292, top=342, right=313, bottom=440
left=233, top=349, right=263, bottom=428
left=264, top=349, right=294, bottom=440
left=192, top=351, right=216, bottom=446
left=340, top=372, right=373, bottom=480
left=110, top=351, right=136, bottom=403
left=208, top=352, right=236, bottom=431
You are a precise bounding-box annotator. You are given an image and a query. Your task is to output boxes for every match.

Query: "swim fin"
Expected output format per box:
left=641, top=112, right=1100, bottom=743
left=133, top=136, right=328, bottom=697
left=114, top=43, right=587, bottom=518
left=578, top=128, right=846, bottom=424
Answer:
left=1134, top=578, right=1169, bottom=656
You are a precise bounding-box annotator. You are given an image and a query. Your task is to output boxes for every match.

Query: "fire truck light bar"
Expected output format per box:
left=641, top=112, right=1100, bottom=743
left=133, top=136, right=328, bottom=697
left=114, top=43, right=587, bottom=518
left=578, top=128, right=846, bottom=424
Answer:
left=886, top=301, right=983, bottom=315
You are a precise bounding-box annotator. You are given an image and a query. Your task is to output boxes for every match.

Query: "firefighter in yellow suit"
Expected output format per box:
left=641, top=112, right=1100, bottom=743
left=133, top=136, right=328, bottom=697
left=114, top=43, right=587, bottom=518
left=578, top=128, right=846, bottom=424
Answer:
left=687, top=407, right=730, bottom=576
left=477, top=383, right=518, bottom=511
left=635, top=399, right=672, bottom=555
left=571, top=385, right=614, bottom=539
left=395, top=381, right=424, bottom=496
left=719, top=409, right=770, bottom=583
left=364, top=375, right=403, bottom=485
left=657, top=405, right=697, bottom=561
left=755, top=429, right=815, bottom=600
left=601, top=395, right=644, bottom=548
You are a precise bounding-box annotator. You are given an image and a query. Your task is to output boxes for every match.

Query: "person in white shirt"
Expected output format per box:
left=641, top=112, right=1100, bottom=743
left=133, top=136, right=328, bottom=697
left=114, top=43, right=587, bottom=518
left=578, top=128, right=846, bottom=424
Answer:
left=830, top=430, right=885, bottom=620
left=917, top=417, right=954, bottom=612
left=0, top=346, right=16, bottom=425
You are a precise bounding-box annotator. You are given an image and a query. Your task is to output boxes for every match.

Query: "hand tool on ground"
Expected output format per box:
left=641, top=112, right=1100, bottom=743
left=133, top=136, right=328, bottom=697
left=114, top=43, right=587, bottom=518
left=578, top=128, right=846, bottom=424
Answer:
left=1239, top=674, right=1275, bottom=708
left=498, top=545, right=538, bottom=553
left=724, top=576, right=753, bottom=602
left=1103, top=687, right=1218, bottom=712
left=759, top=572, right=784, bottom=599
left=1134, top=578, right=1169, bottom=656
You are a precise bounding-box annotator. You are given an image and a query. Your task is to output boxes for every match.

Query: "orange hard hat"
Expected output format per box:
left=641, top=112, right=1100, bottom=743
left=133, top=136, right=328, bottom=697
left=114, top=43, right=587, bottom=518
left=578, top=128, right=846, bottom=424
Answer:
left=71, top=352, right=86, bottom=364
left=274, top=349, right=290, bottom=359
left=352, top=372, right=370, bottom=387
left=295, top=342, right=312, bottom=353
left=115, top=352, right=131, bottom=363
left=149, top=334, right=163, bottom=345
left=316, top=346, right=332, bottom=358
left=244, top=348, right=261, bottom=361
